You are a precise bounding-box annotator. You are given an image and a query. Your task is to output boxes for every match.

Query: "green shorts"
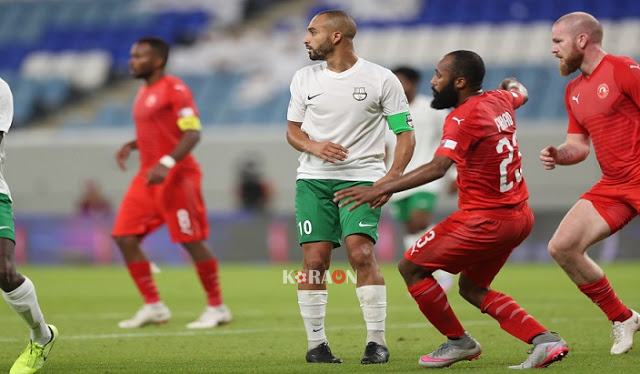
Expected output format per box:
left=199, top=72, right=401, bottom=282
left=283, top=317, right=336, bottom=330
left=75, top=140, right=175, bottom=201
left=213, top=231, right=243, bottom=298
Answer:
left=0, top=193, right=15, bottom=242
left=295, top=179, right=381, bottom=247
left=390, top=191, right=438, bottom=222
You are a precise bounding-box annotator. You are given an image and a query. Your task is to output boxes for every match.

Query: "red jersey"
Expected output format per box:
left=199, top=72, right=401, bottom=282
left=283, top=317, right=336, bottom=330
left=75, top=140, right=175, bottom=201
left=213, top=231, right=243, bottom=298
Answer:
left=435, top=90, right=528, bottom=210
left=565, top=54, right=640, bottom=183
left=132, top=75, right=200, bottom=171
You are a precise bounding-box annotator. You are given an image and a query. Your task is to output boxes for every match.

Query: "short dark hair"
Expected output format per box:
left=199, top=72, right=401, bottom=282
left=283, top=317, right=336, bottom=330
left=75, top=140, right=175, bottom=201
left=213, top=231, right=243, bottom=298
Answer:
left=315, top=9, right=357, bottom=39
left=136, top=37, right=170, bottom=67
left=392, top=66, right=421, bottom=83
left=446, top=50, right=485, bottom=91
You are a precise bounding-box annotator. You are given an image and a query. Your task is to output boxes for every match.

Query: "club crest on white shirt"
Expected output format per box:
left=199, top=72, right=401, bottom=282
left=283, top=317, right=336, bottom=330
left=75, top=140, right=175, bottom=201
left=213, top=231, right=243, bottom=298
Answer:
left=352, top=87, right=367, bottom=101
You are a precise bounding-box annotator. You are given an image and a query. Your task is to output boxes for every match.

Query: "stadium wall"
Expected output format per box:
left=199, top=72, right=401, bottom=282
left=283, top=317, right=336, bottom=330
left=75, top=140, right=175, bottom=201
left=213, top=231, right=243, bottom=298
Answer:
left=8, top=123, right=638, bottom=264
left=8, top=122, right=600, bottom=214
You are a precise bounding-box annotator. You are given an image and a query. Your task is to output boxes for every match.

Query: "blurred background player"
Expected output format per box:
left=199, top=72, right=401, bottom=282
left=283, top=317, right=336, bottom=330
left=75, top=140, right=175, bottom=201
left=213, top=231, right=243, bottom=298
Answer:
left=385, top=66, right=454, bottom=291
left=76, top=179, right=112, bottom=218
left=287, top=10, right=415, bottom=364
left=335, top=50, right=568, bottom=369
left=0, top=78, right=58, bottom=374
left=235, top=154, right=273, bottom=214
left=542, top=11, right=640, bottom=354
left=112, top=37, right=231, bottom=329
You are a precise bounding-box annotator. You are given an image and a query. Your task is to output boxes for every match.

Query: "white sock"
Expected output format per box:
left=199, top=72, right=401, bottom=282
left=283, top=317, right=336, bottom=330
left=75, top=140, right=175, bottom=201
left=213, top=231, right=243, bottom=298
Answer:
left=356, top=285, right=387, bottom=346
left=433, top=270, right=455, bottom=292
left=403, top=233, right=422, bottom=252
left=2, top=277, right=51, bottom=345
left=297, top=290, right=328, bottom=350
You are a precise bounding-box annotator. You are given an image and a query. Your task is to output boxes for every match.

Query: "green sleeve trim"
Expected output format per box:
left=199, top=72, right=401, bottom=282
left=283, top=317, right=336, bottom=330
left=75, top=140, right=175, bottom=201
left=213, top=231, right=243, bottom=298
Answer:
left=387, top=111, right=414, bottom=134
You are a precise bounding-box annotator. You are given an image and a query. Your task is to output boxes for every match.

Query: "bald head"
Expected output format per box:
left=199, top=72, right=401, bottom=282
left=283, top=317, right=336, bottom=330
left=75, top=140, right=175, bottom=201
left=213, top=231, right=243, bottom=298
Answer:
left=315, top=10, right=357, bottom=39
left=554, top=12, right=603, bottom=44
left=551, top=12, right=606, bottom=76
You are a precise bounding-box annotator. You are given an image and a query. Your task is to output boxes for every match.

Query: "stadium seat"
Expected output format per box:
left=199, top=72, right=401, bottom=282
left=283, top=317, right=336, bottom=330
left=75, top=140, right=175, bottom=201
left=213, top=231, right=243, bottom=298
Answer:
left=5, top=0, right=640, bottom=127
left=11, top=79, right=39, bottom=125
left=39, top=79, right=71, bottom=112
left=93, top=102, right=131, bottom=127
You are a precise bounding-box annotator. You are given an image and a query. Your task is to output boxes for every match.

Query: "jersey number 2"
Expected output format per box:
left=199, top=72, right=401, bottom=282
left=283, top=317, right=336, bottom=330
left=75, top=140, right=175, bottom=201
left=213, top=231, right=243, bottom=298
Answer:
left=496, top=134, right=523, bottom=193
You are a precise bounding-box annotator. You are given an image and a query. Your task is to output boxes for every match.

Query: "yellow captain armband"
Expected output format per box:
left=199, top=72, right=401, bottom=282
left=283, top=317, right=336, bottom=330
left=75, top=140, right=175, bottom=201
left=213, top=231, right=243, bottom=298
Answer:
left=177, top=115, right=202, bottom=131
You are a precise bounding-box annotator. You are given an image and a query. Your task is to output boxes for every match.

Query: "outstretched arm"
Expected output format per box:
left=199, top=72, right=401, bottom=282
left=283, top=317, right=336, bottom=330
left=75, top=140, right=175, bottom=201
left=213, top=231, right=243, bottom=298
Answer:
left=334, top=155, right=454, bottom=210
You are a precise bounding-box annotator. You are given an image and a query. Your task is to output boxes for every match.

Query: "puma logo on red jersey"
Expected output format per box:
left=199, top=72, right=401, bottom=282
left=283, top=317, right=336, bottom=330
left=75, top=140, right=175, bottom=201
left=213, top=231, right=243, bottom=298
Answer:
left=571, top=93, right=580, bottom=104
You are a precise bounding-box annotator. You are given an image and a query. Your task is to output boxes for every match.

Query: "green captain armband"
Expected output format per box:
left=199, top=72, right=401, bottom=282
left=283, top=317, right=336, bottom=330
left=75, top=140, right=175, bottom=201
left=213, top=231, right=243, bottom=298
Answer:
left=387, top=111, right=414, bottom=134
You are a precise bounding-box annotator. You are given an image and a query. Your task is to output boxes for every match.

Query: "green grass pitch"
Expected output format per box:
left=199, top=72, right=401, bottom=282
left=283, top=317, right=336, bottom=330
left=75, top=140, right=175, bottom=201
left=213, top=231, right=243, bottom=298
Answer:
left=1, top=263, right=639, bottom=373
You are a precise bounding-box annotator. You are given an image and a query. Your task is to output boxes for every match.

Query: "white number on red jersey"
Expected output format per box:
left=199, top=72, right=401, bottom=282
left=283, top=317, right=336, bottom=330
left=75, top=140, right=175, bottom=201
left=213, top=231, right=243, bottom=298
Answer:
left=496, top=133, right=523, bottom=193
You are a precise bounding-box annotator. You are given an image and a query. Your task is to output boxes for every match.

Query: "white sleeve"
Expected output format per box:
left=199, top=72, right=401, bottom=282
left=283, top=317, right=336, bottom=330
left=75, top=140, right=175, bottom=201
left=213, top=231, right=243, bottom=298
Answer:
left=381, top=71, right=409, bottom=116
left=286, top=71, right=305, bottom=123
left=0, top=80, right=13, bottom=133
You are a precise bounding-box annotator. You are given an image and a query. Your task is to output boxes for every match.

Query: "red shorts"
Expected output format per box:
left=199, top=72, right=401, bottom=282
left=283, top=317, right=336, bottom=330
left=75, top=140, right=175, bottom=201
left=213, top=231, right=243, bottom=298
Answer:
left=112, top=168, right=209, bottom=243
left=404, top=203, right=534, bottom=288
left=581, top=180, right=640, bottom=233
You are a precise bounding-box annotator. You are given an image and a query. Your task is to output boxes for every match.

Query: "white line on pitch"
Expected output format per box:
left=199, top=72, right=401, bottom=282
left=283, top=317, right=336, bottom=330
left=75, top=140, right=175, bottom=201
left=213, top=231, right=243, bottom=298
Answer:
left=0, top=321, right=483, bottom=343
left=0, top=317, right=606, bottom=344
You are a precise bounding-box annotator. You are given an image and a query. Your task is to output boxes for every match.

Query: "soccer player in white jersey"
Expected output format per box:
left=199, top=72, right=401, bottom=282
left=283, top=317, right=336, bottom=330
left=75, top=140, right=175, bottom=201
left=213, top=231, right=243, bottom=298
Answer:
left=287, top=10, right=415, bottom=364
left=0, top=79, right=58, bottom=374
left=385, top=66, right=454, bottom=291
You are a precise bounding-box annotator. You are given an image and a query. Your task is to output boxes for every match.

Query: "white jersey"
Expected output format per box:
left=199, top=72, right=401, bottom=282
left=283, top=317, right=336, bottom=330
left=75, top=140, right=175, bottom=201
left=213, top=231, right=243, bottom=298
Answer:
left=287, top=58, right=409, bottom=181
left=0, top=79, right=12, bottom=198
left=386, top=94, right=448, bottom=200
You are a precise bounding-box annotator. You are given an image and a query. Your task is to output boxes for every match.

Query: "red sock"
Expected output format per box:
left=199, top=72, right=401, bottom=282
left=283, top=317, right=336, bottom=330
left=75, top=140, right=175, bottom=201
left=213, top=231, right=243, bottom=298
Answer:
left=408, top=277, right=465, bottom=338
left=126, top=261, right=160, bottom=304
left=578, top=277, right=631, bottom=322
left=195, top=258, right=222, bottom=306
left=481, top=290, right=547, bottom=343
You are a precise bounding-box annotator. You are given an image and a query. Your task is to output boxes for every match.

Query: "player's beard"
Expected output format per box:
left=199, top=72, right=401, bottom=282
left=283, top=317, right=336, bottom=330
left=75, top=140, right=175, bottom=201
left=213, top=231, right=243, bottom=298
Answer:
left=431, top=80, right=458, bottom=109
left=131, top=68, right=153, bottom=80
left=307, top=39, right=333, bottom=61
left=558, top=48, right=583, bottom=76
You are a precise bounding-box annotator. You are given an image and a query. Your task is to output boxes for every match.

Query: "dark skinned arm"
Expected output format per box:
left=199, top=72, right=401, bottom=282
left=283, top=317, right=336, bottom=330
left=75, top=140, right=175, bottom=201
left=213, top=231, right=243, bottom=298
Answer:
left=146, top=130, right=201, bottom=185
left=115, top=140, right=138, bottom=171
left=334, top=155, right=454, bottom=210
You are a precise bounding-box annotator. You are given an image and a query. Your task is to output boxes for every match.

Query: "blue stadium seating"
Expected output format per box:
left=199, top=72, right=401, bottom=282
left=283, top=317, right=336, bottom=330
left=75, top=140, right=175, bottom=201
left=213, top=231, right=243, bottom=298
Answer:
left=78, top=63, right=611, bottom=129
left=38, top=79, right=71, bottom=112
left=312, top=0, right=640, bottom=26
left=0, top=0, right=214, bottom=126
left=0, top=73, right=72, bottom=127
left=2, top=0, right=638, bottom=128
